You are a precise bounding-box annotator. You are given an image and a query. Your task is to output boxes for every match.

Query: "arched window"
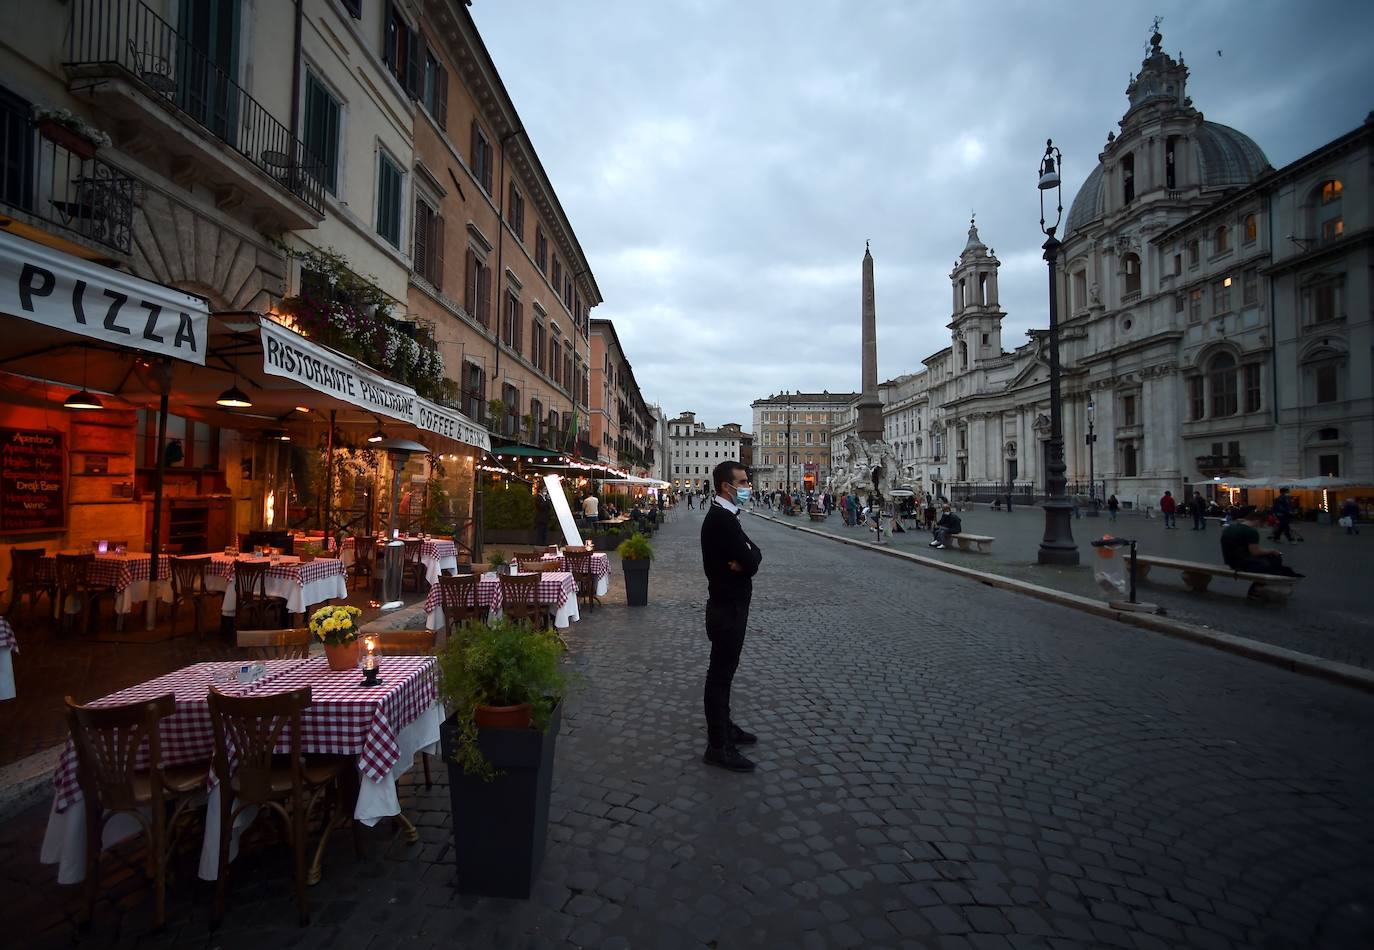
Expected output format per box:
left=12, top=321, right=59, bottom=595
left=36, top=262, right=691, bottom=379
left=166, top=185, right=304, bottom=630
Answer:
left=1315, top=179, right=1343, bottom=244
left=1209, top=352, right=1238, bottom=417
left=1122, top=253, right=1141, bottom=296
left=958, top=340, right=969, bottom=370
left=1243, top=214, right=1258, bottom=244
left=1213, top=225, right=1229, bottom=254
left=1122, top=153, right=1135, bottom=204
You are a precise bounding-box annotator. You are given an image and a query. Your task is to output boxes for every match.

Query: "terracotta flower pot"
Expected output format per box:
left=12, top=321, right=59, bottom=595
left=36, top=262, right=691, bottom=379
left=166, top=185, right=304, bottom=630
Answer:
left=324, top=640, right=359, bottom=671
left=473, top=702, right=533, bottom=729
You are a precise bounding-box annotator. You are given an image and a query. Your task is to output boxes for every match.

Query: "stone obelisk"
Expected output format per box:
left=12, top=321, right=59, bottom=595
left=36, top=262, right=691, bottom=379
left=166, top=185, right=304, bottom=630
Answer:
left=856, top=242, right=883, bottom=440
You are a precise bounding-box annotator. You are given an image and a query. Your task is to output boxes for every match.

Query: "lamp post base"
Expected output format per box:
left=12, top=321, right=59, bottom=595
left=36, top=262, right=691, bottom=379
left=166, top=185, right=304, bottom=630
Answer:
left=1038, top=499, right=1080, bottom=565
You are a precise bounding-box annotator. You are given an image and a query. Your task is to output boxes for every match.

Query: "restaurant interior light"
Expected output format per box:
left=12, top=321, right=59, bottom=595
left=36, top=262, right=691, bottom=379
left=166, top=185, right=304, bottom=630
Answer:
left=294, top=405, right=311, bottom=413
left=63, top=388, right=104, bottom=411
left=64, top=345, right=104, bottom=410
left=368, top=428, right=385, bottom=443
left=216, top=384, right=253, bottom=408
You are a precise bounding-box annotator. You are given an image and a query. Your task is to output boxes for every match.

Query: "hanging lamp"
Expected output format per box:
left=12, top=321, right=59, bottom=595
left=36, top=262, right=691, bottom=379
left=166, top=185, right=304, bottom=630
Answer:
left=63, top=345, right=104, bottom=410
left=216, top=350, right=252, bottom=408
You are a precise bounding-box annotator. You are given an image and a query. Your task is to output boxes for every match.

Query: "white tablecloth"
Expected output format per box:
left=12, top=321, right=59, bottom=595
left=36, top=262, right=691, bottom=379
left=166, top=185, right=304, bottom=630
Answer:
left=207, top=557, right=350, bottom=617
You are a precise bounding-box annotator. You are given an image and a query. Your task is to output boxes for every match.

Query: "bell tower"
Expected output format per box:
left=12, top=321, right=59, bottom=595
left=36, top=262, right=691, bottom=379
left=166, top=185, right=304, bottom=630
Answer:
left=948, top=216, right=1004, bottom=371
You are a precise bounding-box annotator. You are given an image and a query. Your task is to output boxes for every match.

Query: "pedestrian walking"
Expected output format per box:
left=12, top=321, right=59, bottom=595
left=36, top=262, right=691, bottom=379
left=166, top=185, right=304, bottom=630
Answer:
left=1270, top=487, right=1298, bottom=542
left=1106, top=494, right=1119, bottom=522
left=1160, top=490, right=1177, bottom=529
left=700, top=460, right=763, bottom=772
left=686, top=492, right=695, bottom=510
left=1191, top=490, right=1206, bottom=530
left=1340, top=496, right=1361, bottom=535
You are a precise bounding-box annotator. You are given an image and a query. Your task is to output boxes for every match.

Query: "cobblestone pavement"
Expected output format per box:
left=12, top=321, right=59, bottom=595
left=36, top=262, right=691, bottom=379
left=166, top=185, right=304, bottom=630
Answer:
left=756, top=504, right=1374, bottom=670
left=4, top=508, right=1374, bottom=949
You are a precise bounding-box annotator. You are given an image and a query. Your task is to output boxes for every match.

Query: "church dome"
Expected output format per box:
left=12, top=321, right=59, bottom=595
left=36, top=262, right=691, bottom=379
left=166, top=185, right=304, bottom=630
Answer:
left=1065, top=121, right=1270, bottom=235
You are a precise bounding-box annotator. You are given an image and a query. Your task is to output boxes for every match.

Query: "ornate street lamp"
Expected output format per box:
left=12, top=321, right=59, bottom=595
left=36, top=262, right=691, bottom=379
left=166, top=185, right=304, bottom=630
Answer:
left=1086, top=397, right=1098, bottom=517
left=1036, top=139, right=1079, bottom=564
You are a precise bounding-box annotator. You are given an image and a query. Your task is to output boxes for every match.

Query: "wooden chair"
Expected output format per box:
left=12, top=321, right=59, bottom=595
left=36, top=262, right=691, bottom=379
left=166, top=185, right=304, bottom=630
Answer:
left=55, top=553, right=110, bottom=636
left=349, top=536, right=377, bottom=592
left=65, top=692, right=207, bottom=929
left=510, top=550, right=544, bottom=564
left=232, top=560, right=287, bottom=631
left=499, top=573, right=551, bottom=629
left=207, top=686, right=351, bottom=927
left=565, top=551, right=600, bottom=611
left=236, top=627, right=312, bottom=659
left=7, top=547, right=54, bottom=617
left=436, top=574, right=485, bottom=635
left=169, top=556, right=220, bottom=637
left=516, top=559, right=557, bottom=573
left=401, top=538, right=425, bottom=592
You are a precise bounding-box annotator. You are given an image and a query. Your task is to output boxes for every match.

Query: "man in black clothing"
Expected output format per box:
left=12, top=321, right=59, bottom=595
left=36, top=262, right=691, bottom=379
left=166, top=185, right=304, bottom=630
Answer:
left=700, top=460, right=763, bottom=772
left=1221, top=507, right=1302, bottom=598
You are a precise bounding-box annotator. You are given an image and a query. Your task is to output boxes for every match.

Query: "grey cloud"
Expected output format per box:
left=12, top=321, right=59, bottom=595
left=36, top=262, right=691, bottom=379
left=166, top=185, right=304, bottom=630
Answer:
left=472, top=0, right=1374, bottom=425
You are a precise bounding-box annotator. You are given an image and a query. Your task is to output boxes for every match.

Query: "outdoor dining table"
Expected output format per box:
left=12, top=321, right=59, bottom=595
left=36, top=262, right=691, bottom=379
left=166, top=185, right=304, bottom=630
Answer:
left=334, top=536, right=459, bottom=586
left=0, top=616, right=16, bottom=700
left=538, top=552, right=611, bottom=598
left=39, top=552, right=174, bottom=629
left=423, top=570, right=579, bottom=632
left=40, top=654, right=441, bottom=884
left=199, top=554, right=350, bottom=620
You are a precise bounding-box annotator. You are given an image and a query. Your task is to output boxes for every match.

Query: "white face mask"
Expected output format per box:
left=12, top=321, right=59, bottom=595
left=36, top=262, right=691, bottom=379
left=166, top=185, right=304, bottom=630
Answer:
left=733, top=486, right=751, bottom=505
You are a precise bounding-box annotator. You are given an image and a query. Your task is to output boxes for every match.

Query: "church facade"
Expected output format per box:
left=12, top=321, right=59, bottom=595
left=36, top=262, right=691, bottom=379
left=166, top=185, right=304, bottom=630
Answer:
left=831, top=32, right=1372, bottom=510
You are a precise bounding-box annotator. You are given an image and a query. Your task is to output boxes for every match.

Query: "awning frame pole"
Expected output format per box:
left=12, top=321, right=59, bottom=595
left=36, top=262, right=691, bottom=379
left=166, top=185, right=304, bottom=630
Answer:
left=322, top=409, right=336, bottom=544
left=146, top=387, right=170, bottom=631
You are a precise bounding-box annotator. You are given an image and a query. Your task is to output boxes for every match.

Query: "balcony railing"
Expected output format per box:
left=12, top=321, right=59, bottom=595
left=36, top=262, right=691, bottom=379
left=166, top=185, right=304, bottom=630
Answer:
left=65, top=0, right=324, bottom=214
left=1196, top=454, right=1244, bottom=473
left=0, top=102, right=135, bottom=255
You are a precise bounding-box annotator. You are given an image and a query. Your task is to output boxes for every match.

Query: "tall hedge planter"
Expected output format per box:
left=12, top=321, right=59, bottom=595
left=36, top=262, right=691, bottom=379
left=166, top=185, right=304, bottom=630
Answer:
left=622, top=559, right=650, bottom=606
left=440, top=700, right=562, bottom=899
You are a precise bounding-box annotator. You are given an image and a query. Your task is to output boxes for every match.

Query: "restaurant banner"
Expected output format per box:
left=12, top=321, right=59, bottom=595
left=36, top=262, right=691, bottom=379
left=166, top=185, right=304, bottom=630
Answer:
left=0, top=230, right=209, bottom=364
left=259, top=320, right=489, bottom=451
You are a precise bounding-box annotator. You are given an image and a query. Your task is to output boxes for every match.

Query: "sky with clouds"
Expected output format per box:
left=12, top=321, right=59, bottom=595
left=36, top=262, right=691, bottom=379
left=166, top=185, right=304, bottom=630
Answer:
left=470, top=0, right=1374, bottom=428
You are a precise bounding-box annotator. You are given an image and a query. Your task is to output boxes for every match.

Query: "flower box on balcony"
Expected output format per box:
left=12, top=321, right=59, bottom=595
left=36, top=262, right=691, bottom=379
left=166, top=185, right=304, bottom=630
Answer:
left=37, top=118, right=98, bottom=160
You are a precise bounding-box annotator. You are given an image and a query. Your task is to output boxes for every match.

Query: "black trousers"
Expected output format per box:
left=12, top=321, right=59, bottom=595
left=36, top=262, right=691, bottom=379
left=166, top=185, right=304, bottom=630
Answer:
left=704, top=598, right=749, bottom=748
left=1193, top=508, right=1205, bottom=529
left=1270, top=515, right=1294, bottom=541
left=1231, top=553, right=1298, bottom=577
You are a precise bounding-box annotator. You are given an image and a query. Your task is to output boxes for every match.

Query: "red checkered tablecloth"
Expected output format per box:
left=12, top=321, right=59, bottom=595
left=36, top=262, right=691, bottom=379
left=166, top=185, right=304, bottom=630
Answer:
left=543, top=552, right=610, bottom=580
left=208, top=555, right=347, bottom=587
left=51, top=660, right=305, bottom=812
left=38, top=553, right=170, bottom=594
left=248, top=655, right=438, bottom=781
left=423, top=571, right=574, bottom=618
left=0, top=617, right=16, bottom=653
left=421, top=539, right=457, bottom=561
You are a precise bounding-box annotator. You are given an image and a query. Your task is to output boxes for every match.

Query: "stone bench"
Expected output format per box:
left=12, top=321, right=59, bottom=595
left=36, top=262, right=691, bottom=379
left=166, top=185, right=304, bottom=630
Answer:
left=1133, top=554, right=1300, bottom=601
left=946, top=533, right=995, bottom=553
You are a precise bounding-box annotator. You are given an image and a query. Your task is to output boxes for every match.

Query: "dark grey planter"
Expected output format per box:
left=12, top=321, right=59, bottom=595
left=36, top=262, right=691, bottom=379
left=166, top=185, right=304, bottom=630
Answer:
left=440, top=700, right=562, bottom=899
left=622, top=559, right=650, bottom=606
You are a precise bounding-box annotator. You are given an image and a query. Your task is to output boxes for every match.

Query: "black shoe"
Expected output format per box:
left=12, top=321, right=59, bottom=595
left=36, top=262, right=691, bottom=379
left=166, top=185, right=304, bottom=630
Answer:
left=703, top=744, right=755, bottom=772
left=728, top=722, right=757, bottom=746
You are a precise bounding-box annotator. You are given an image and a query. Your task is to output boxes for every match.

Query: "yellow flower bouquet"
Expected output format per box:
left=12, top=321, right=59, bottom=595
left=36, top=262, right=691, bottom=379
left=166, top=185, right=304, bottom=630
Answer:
left=310, top=604, right=363, bottom=646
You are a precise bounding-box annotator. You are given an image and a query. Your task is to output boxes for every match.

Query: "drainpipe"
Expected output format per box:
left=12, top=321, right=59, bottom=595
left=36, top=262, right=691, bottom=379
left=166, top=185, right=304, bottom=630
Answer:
left=491, top=126, right=524, bottom=437
left=289, top=0, right=304, bottom=145
left=1266, top=187, right=1280, bottom=463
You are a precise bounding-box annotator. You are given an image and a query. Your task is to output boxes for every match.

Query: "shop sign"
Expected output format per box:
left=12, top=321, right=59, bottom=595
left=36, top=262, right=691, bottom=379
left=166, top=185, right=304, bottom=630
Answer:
left=260, top=320, right=488, bottom=451
left=0, top=427, right=65, bottom=533
left=0, top=230, right=208, bottom=363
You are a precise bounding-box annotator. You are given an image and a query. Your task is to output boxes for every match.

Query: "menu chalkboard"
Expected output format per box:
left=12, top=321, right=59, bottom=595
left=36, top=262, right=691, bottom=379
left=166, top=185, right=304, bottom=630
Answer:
left=1, top=428, right=66, bottom=533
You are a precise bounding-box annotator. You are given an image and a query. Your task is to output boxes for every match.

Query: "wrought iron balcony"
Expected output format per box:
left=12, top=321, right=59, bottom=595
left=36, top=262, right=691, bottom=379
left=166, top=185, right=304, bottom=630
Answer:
left=64, top=0, right=325, bottom=223
left=1196, top=454, right=1244, bottom=473
left=0, top=100, right=135, bottom=256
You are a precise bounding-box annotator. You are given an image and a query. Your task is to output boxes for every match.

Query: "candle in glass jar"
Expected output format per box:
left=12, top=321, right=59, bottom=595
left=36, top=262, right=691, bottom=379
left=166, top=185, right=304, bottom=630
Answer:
left=363, top=637, right=377, bottom=670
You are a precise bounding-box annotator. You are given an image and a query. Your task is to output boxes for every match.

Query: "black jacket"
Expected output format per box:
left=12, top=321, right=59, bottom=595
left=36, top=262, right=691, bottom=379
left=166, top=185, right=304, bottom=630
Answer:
left=936, top=512, right=962, bottom=533
left=701, top=501, right=763, bottom=603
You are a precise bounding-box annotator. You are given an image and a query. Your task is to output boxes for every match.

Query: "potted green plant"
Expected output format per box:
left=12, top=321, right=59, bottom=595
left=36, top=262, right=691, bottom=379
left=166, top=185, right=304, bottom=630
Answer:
left=617, top=531, right=653, bottom=606
left=309, top=604, right=363, bottom=670
left=32, top=107, right=111, bottom=160
left=436, top=618, right=569, bottom=898
left=486, top=549, right=509, bottom=575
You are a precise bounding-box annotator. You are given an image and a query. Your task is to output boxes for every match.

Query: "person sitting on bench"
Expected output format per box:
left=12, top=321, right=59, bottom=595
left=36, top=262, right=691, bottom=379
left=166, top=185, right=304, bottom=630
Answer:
left=1220, top=507, right=1304, bottom=599
left=929, top=506, right=961, bottom=550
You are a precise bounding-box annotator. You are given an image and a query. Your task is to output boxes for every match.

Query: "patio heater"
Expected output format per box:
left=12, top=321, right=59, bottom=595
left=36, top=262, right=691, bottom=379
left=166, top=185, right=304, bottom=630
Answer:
left=378, top=437, right=429, bottom=610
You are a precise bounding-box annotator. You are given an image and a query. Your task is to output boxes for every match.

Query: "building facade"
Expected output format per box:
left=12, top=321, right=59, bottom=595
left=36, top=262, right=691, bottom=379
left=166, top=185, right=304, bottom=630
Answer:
left=405, top=0, right=598, bottom=454
left=827, top=32, right=1371, bottom=510
left=750, top=392, right=855, bottom=494
left=647, top=404, right=670, bottom=483
left=667, top=413, right=750, bottom=492
left=589, top=319, right=654, bottom=475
